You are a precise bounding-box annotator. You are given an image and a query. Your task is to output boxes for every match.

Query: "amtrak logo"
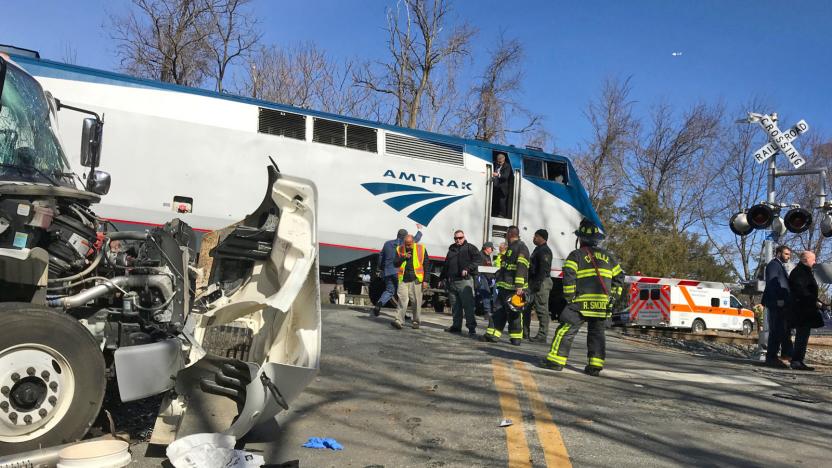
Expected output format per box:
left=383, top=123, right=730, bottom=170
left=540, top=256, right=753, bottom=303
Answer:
left=362, top=170, right=472, bottom=226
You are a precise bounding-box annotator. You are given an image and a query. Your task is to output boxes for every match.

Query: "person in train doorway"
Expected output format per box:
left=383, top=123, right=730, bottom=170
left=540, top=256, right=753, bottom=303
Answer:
left=786, top=250, right=825, bottom=371
left=524, top=229, right=553, bottom=342
left=483, top=226, right=530, bottom=346
left=491, top=152, right=513, bottom=218
left=391, top=235, right=430, bottom=330
left=475, top=242, right=496, bottom=327
left=374, top=226, right=423, bottom=317
left=441, top=230, right=482, bottom=336
left=541, top=219, right=624, bottom=376
left=761, top=245, right=794, bottom=368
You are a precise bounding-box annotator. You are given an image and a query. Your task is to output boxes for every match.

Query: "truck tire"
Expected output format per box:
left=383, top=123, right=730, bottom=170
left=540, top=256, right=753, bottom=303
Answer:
left=742, top=320, right=754, bottom=336
left=691, top=319, right=706, bottom=334
left=0, top=304, right=106, bottom=455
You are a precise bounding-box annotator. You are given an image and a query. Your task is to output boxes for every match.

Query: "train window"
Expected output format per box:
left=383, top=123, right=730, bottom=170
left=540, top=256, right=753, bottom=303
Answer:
left=639, top=289, right=649, bottom=300
left=313, top=118, right=346, bottom=146
left=546, top=161, right=568, bottom=184
left=711, top=298, right=720, bottom=307
left=523, top=158, right=544, bottom=178
left=650, top=289, right=660, bottom=300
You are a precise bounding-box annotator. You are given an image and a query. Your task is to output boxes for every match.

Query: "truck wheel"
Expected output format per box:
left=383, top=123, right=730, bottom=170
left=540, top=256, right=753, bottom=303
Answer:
left=0, top=304, right=106, bottom=455
left=691, top=319, right=706, bottom=334
left=742, top=320, right=753, bottom=336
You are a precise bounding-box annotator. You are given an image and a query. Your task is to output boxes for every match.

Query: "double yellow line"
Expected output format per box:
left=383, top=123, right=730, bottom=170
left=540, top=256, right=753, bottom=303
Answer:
left=492, top=359, right=572, bottom=468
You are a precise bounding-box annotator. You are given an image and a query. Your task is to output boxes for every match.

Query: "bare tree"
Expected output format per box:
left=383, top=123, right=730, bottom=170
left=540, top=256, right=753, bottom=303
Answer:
left=61, top=41, right=78, bottom=65
left=628, top=101, right=723, bottom=230
left=110, top=0, right=213, bottom=86
left=455, top=36, right=544, bottom=143
left=203, top=0, right=260, bottom=92
left=572, top=77, right=638, bottom=220
left=355, top=0, right=475, bottom=129
left=241, top=43, right=380, bottom=119
left=696, top=100, right=771, bottom=281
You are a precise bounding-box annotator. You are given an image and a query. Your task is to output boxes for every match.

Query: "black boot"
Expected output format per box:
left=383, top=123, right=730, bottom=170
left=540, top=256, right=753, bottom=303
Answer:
left=539, top=359, right=563, bottom=371
left=372, top=305, right=381, bottom=317
left=584, top=365, right=602, bottom=377
left=510, top=338, right=521, bottom=346
left=530, top=332, right=547, bottom=342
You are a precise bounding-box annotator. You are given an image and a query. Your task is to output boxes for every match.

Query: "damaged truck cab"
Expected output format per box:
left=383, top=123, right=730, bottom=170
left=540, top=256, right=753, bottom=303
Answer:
left=0, top=53, right=320, bottom=455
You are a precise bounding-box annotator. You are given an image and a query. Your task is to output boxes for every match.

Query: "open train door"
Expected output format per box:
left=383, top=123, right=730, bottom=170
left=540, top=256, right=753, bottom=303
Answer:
left=484, top=152, right=521, bottom=246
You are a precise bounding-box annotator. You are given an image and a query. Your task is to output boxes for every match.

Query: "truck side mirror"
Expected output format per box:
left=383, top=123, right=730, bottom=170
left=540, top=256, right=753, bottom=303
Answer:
left=80, top=117, right=103, bottom=167
left=88, top=170, right=111, bottom=195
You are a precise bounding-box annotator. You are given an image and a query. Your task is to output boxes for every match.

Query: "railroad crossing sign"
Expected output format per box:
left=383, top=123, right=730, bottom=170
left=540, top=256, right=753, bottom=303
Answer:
left=751, top=113, right=809, bottom=168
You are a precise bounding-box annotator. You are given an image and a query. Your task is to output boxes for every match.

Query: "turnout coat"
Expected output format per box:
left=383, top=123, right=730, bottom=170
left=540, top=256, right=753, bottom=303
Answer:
left=787, top=262, right=825, bottom=329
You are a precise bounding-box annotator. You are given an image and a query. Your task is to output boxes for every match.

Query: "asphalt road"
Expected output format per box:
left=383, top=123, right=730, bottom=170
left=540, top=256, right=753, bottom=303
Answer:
left=134, top=304, right=832, bottom=467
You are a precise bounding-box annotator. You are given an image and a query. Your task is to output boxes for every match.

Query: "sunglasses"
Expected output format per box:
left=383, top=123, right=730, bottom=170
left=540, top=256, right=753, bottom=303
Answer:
left=454, top=236, right=464, bottom=240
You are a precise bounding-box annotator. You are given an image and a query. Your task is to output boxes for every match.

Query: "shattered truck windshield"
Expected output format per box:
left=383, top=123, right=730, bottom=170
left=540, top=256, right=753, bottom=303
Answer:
left=0, top=57, right=73, bottom=186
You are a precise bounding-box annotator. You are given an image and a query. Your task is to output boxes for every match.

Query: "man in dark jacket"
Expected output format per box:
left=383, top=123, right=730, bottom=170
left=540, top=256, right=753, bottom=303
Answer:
left=374, top=227, right=422, bottom=316
left=525, top=229, right=553, bottom=342
left=475, top=242, right=496, bottom=323
left=761, top=245, right=793, bottom=367
left=441, top=230, right=481, bottom=335
left=491, top=153, right=513, bottom=218
left=787, top=250, right=825, bottom=371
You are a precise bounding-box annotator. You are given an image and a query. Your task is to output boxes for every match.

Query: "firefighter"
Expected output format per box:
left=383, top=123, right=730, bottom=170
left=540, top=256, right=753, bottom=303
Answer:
left=524, top=229, right=553, bottom=342
left=483, top=226, right=530, bottom=346
left=540, top=219, right=624, bottom=376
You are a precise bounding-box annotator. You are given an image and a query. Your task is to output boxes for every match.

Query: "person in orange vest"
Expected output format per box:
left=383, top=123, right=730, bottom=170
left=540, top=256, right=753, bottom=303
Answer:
left=392, top=234, right=430, bottom=329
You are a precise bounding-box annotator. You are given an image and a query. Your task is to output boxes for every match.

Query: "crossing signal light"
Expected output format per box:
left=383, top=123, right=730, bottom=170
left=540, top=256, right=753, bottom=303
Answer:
left=747, top=204, right=775, bottom=229
left=783, top=208, right=812, bottom=233
left=771, top=216, right=788, bottom=238
left=821, top=213, right=832, bottom=238
left=729, top=212, right=753, bottom=236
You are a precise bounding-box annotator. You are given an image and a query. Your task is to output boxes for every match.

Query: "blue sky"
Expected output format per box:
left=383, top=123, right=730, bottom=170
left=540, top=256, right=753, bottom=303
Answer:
left=3, top=0, right=831, bottom=151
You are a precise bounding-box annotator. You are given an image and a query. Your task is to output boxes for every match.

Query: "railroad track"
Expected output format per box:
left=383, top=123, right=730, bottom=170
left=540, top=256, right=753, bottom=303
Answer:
left=618, top=326, right=832, bottom=350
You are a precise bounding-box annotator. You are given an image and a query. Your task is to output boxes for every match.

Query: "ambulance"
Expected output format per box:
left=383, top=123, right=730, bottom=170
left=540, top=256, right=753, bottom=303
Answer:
left=622, top=277, right=756, bottom=335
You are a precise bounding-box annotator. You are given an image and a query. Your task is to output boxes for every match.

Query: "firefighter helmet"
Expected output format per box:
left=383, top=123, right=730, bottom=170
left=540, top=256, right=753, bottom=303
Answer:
left=575, top=218, right=605, bottom=244
left=507, top=293, right=527, bottom=313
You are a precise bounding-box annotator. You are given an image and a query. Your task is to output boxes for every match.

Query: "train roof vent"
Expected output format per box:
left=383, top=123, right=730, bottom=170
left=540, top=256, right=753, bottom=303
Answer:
left=258, top=108, right=306, bottom=140
left=385, top=133, right=464, bottom=166
left=313, top=118, right=378, bottom=153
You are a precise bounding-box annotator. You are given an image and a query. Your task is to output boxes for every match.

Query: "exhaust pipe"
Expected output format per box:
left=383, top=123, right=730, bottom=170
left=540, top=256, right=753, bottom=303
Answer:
left=47, top=275, right=173, bottom=309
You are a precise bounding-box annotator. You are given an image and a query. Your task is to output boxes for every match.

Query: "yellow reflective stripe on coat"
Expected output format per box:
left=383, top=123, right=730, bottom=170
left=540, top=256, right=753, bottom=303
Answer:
left=496, top=281, right=514, bottom=289
left=517, top=257, right=530, bottom=266
left=611, top=264, right=622, bottom=275
left=563, top=285, right=576, bottom=293
left=579, top=310, right=609, bottom=318
left=576, top=269, right=614, bottom=279
left=563, top=260, right=578, bottom=271
left=575, top=293, right=609, bottom=301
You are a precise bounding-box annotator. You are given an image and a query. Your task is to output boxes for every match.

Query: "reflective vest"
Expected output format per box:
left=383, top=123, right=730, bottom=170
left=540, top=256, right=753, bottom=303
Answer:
left=397, top=244, right=426, bottom=282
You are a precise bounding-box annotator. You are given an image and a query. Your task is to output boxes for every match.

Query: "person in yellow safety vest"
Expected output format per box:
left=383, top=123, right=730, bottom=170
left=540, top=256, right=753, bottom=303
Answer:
left=483, top=226, right=530, bottom=346
left=391, top=235, right=430, bottom=330
left=494, top=242, right=507, bottom=268
left=540, top=219, right=624, bottom=376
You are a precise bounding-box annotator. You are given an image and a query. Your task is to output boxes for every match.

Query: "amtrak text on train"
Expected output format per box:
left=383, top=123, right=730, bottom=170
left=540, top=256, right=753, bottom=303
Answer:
left=382, top=169, right=473, bottom=190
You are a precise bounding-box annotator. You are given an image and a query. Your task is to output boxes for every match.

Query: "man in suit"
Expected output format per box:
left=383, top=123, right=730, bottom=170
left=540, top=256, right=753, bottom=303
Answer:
left=491, top=152, right=513, bottom=218
left=761, top=245, right=794, bottom=368
left=787, top=250, right=825, bottom=371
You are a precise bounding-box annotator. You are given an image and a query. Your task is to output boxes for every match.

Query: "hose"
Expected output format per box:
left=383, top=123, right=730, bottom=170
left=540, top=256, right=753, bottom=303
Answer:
left=46, top=246, right=104, bottom=284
